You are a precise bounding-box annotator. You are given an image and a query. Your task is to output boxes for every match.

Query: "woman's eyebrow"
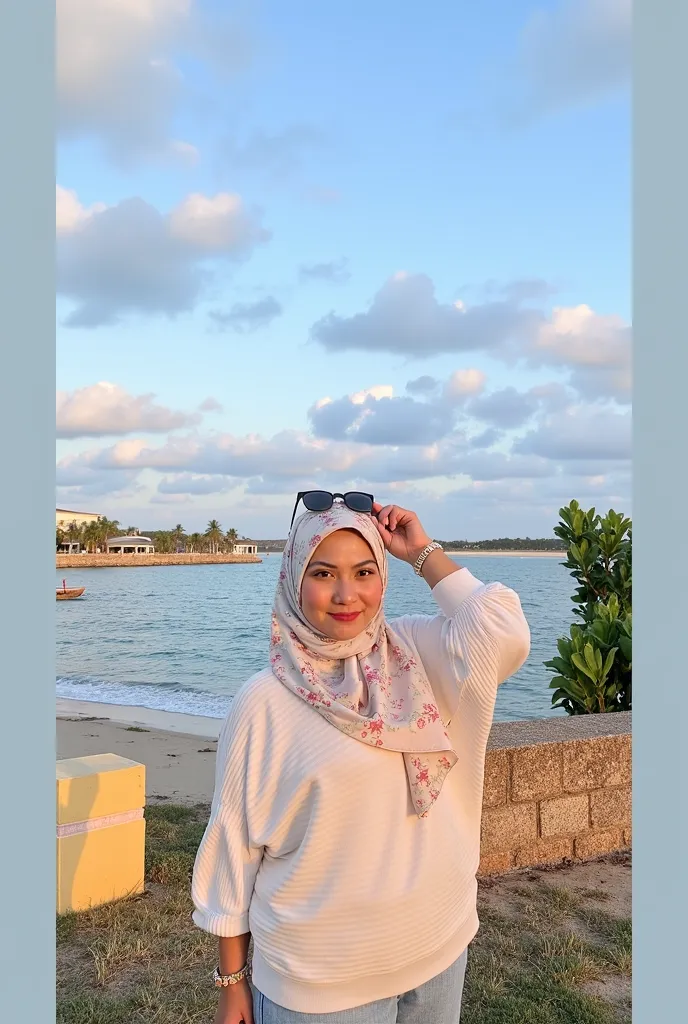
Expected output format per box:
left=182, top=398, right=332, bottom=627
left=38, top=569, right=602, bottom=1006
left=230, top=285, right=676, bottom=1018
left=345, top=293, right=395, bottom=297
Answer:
left=309, top=559, right=377, bottom=570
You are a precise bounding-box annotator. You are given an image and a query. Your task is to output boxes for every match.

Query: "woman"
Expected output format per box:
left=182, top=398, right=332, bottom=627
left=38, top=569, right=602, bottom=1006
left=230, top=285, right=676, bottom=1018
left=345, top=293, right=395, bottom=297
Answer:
left=192, top=496, right=530, bottom=1023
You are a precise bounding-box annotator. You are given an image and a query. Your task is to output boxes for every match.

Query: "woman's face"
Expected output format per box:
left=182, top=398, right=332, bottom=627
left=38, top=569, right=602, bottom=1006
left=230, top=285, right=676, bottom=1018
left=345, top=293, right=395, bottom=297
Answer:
left=300, top=529, right=383, bottom=640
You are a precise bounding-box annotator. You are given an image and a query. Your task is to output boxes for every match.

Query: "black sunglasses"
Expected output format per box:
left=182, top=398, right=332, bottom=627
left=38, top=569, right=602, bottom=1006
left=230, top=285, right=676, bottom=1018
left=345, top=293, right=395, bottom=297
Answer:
left=290, top=490, right=375, bottom=528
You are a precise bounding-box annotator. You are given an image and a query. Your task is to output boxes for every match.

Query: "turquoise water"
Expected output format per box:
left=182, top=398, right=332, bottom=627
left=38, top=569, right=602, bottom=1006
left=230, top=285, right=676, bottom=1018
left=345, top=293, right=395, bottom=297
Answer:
left=56, top=556, right=574, bottom=722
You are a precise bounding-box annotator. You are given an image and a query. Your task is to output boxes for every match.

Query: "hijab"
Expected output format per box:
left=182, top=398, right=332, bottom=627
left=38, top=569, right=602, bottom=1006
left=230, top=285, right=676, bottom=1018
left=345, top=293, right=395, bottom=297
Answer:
left=269, top=501, right=457, bottom=817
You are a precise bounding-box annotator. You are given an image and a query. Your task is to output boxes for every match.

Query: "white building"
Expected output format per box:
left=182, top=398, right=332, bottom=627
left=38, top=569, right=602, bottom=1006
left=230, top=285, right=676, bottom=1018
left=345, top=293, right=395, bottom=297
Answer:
left=233, top=540, right=258, bottom=555
left=106, top=536, right=155, bottom=555
left=56, top=508, right=102, bottom=528
left=57, top=541, right=82, bottom=555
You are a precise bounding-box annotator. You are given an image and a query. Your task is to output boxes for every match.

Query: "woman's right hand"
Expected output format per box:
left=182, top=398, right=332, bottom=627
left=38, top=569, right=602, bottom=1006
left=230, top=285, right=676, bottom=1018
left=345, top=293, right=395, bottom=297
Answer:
left=214, top=978, right=254, bottom=1024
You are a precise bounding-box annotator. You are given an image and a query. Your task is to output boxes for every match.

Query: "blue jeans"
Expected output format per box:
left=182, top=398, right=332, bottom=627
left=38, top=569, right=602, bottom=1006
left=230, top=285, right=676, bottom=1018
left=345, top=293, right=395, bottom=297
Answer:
left=252, top=948, right=468, bottom=1023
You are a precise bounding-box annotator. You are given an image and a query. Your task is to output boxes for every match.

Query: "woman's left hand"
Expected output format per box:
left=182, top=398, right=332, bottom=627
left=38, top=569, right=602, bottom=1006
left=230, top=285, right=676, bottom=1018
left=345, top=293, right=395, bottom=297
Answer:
left=372, top=503, right=433, bottom=565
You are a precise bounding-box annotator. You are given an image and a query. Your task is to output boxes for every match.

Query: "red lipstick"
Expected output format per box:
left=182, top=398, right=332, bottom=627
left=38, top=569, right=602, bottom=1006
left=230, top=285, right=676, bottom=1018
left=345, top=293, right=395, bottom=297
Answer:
left=329, top=612, right=361, bottom=622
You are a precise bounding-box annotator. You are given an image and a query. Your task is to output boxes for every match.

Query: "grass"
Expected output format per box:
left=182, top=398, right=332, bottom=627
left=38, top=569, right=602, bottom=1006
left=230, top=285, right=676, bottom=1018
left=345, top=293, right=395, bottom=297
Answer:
left=462, top=875, right=632, bottom=1023
left=57, top=804, right=631, bottom=1023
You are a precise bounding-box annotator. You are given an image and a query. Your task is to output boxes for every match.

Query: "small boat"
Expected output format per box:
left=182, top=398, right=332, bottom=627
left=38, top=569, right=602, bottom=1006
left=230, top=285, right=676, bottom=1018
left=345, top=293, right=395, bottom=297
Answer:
left=57, top=579, right=85, bottom=601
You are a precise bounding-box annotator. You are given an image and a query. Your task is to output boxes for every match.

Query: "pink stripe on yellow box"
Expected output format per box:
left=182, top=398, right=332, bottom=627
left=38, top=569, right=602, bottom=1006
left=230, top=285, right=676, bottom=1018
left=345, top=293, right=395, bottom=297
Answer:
left=56, top=753, right=146, bottom=915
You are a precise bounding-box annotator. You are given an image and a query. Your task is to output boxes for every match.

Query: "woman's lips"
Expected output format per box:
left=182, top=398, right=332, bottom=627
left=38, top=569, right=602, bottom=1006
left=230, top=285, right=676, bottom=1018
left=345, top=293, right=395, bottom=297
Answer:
left=329, top=611, right=362, bottom=622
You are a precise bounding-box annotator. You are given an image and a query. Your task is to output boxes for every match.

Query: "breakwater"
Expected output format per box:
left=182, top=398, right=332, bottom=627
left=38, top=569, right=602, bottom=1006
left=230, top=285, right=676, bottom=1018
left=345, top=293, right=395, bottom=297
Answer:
left=56, top=553, right=262, bottom=569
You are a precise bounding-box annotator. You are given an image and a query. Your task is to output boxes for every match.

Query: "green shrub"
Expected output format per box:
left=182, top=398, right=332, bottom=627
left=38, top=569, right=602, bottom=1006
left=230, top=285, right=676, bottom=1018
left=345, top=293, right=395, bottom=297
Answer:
left=545, top=501, right=632, bottom=714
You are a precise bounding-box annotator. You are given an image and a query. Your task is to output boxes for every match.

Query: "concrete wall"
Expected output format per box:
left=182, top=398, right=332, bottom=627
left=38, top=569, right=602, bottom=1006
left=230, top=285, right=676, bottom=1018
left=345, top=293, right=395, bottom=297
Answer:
left=479, top=711, right=631, bottom=875
left=56, top=553, right=261, bottom=568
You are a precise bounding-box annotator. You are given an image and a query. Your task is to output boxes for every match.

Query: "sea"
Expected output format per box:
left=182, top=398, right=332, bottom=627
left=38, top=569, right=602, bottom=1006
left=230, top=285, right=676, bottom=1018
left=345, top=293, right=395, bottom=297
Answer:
left=56, top=555, right=574, bottom=723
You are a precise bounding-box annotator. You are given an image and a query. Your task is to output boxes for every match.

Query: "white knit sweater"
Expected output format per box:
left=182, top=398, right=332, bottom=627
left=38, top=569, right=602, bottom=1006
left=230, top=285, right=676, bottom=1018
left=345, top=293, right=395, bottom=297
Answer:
left=192, top=569, right=530, bottom=1013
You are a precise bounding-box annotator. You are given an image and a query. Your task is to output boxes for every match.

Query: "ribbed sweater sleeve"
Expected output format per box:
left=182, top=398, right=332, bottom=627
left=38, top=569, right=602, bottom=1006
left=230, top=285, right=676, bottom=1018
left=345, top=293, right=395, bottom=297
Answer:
left=391, top=569, right=531, bottom=724
left=191, top=691, right=265, bottom=937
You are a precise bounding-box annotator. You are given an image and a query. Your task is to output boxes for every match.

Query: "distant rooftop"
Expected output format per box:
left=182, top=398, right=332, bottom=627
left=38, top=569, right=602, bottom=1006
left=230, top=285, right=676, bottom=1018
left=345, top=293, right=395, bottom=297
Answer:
left=107, top=536, right=154, bottom=545
left=57, top=508, right=102, bottom=517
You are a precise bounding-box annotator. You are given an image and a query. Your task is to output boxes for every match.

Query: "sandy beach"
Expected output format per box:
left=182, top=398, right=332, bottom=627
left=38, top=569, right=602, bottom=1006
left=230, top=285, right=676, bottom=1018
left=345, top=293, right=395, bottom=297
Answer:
left=57, top=698, right=222, bottom=804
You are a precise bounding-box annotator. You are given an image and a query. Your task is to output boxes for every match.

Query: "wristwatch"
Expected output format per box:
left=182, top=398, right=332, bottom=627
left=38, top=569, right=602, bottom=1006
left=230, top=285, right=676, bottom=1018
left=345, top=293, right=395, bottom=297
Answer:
left=412, top=541, right=443, bottom=576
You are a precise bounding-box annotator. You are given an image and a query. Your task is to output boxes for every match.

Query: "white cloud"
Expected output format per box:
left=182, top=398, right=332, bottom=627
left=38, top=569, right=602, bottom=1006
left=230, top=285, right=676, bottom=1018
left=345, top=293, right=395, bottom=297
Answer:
left=520, top=0, right=631, bottom=113
left=57, top=0, right=192, bottom=161
left=449, top=452, right=555, bottom=481
left=208, top=297, right=282, bottom=334
left=56, top=186, right=107, bottom=234
left=467, top=386, right=539, bottom=429
left=311, top=273, right=541, bottom=357
left=54, top=367, right=632, bottom=533
left=406, top=376, right=440, bottom=396
left=310, top=390, right=457, bottom=447
left=529, top=304, right=631, bottom=400
left=308, top=372, right=601, bottom=448
left=310, top=272, right=631, bottom=402
left=57, top=186, right=269, bottom=327
left=444, top=369, right=487, bottom=401
left=56, top=382, right=200, bottom=438
left=149, top=492, right=194, bottom=505
left=167, top=193, right=261, bottom=251
left=350, top=385, right=394, bottom=405
left=57, top=394, right=628, bottom=500
left=516, top=404, right=631, bottom=460
left=198, top=397, right=223, bottom=413
left=157, top=474, right=237, bottom=496
left=57, top=0, right=250, bottom=162
left=299, top=259, right=351, bottom=284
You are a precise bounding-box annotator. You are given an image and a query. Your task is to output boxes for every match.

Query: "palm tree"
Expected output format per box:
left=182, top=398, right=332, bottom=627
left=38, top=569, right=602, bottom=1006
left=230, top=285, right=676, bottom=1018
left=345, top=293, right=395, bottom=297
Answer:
left=98, top=518, right=120, bottom=553
left=83, top=521, right=101, bottom=553
left=56, top=526, right=65, bottom=551
left=205, top=519, right=223, bottom=555
left=66, top=520, right=82, bottom=549
left=225, top=527, right=238, bottom=552
left=187, top=532, right=202, bottom=553
left=172, top=524, right=186, bottom=552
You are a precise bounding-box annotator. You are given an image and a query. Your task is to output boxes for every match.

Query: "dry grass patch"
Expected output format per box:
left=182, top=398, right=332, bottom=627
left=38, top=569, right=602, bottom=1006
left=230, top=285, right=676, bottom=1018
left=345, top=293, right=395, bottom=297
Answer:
left=462, top=859, right=632, bottom=1023
left=57, top=804, right=631, bottom=1024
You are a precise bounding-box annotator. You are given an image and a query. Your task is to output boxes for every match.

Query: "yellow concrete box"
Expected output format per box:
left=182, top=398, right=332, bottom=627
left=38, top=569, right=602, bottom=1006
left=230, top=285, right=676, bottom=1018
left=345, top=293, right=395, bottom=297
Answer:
left=56, top=753, right=146, bottom=915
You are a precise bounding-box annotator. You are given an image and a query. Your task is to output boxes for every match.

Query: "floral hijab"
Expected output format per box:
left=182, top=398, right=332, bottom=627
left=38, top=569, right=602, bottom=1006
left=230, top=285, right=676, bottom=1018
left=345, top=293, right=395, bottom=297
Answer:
left=269, top=502, right=457, bottom=817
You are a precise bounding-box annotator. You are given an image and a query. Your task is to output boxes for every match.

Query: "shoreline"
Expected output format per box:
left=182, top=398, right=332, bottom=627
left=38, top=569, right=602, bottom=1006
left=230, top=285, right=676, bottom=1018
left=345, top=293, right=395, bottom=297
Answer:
left=445, top=550, right=563, bottom=558
left=56, top=697, right=223, bottom=738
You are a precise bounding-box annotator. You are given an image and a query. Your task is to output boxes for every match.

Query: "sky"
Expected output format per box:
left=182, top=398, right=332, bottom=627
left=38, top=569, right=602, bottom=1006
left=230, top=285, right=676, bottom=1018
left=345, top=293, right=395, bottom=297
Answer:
left=56, top=0, right=631, bottom=540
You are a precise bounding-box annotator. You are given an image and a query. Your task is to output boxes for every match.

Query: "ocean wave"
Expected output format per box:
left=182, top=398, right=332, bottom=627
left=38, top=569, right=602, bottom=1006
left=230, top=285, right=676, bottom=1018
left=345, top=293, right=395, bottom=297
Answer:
left=55, top=675, right=232, bottom=719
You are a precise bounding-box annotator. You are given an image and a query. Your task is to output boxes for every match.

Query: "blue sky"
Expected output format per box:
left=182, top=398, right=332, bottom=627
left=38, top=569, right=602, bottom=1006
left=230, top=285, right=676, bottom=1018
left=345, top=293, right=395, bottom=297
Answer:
left=56, top=0, right=631, bottom=539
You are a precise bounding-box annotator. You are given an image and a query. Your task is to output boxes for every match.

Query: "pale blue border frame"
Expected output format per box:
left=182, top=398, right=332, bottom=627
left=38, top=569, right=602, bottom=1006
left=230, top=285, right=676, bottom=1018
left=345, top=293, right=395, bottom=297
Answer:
left=633, top=2, right=687, bottom=1021
left=0, top=2, right=56, bottom=1018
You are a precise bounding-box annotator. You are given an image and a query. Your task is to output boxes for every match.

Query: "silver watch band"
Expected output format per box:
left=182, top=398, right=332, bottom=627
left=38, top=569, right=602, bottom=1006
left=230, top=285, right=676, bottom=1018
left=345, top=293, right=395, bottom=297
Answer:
left=213, top=961, right=251, bottom=988
left=413, top=541, right=443, bottom=576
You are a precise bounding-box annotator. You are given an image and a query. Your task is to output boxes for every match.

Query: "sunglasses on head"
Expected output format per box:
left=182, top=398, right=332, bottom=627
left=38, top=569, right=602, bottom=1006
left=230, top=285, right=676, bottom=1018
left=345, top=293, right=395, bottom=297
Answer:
left=290, top=490, right=375, bottom=528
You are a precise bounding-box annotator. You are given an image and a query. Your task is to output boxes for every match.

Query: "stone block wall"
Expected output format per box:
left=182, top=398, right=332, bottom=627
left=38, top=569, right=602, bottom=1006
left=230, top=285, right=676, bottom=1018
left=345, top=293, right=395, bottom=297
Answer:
left=479, top=712, right=631, bottom=875
left=56, top=553, right=261, bottom=568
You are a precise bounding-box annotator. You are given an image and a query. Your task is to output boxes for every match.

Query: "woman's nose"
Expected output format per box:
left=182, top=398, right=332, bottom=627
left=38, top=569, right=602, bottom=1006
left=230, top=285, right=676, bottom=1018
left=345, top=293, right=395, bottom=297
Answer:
left=332, top=583, right=357, bottom=605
